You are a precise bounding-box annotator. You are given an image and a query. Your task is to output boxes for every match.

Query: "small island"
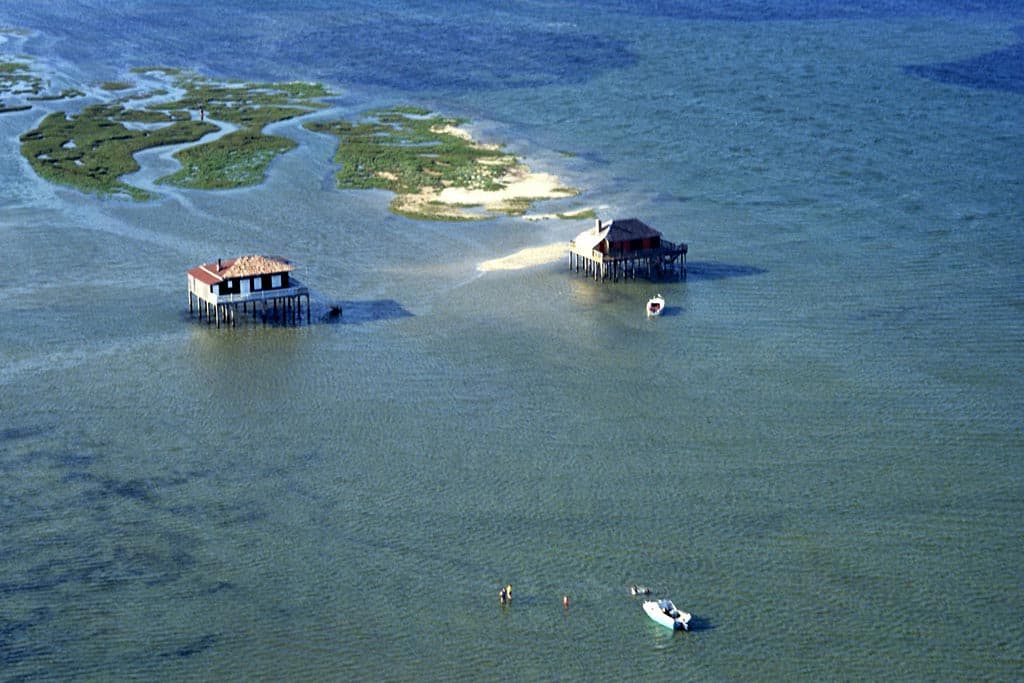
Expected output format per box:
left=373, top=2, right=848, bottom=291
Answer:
left=306, top=107, right=581, bottom=221
left=9, top=56, right=587, bottom=219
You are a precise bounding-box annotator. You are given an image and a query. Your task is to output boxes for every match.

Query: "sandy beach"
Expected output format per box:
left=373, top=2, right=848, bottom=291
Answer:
left=392, top=168, right=578, bottom=220
left=439, top=168, right=574, bottom=208
left=387, top=124, right=580, bottom=220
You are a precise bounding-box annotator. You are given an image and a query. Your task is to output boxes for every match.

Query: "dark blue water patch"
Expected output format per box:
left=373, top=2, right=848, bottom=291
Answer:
left=23, top=448, right=95, bottom=472
left=10, top=0, right=1022, bottom=100
left=905, top=26, right=1024, bottom=93
left=0, top=426, right=48, bottom=443
left=55, top=450, right=95, bottom=469
left=4, top=0, right=636, bottom=94
left=212, top=500, right=271, bottom=527
left=0, top=608, right=52, bottom=667
left=650, top=191, right=697, bottom=205
left=201, top=580, right=236, bottom=596
left=300, top=14, right=636, bottom=93
left=0, top=556, right=111, bottom=595
left=4, top=444, right=96, bottom=478
left=69, top=472, right=187, bottom=520
left=90, top=477, right=158, bottom=505
left=584, top=0, right=1024, bottom=21
left=6, top=0, right=1024, bottom=96
left=158, top=633, right=219, bottom=659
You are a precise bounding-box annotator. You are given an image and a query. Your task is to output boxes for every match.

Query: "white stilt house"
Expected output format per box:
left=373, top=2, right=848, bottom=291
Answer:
left=187, top=255, right=311, bottom=327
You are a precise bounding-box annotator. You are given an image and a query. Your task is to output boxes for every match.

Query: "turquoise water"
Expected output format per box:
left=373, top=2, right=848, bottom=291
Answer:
left=1, top=3, right=1022, bottom=680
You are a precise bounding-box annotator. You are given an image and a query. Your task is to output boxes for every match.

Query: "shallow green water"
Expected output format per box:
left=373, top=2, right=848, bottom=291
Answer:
left=1, top=8, right=1021, bottom=681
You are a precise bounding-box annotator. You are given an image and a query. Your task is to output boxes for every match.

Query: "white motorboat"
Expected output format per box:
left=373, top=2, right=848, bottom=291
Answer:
left=646, top=294, right=665, bottom=317
left=642, top=599, right=691, bottom=631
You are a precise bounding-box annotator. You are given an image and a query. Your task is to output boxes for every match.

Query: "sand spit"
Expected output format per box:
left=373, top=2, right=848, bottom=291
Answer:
left=477, top=242, right=568, bottom=272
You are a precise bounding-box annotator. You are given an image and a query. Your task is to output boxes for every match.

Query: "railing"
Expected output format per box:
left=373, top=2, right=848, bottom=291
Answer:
left=571, top=244, right=685, bottom=263
left=191, top=279, right=308, bottom=305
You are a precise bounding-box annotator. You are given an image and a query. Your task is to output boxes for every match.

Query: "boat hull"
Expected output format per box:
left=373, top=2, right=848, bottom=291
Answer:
left=642, top=600, right=691, bottom=631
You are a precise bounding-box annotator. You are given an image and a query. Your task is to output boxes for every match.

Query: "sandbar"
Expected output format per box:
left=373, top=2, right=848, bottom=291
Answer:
left=477, top=242, right=568, bottom=272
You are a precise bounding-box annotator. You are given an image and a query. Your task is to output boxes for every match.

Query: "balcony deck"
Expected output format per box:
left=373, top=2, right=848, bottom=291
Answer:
left=187, top=276, right=311, bottom=327
left=568, top=239, right=687, bottom=282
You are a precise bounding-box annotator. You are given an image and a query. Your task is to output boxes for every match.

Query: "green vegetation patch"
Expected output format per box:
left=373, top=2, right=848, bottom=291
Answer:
left=305, top=107, right=522, bottom=217
left=26, top=88, right=85, bottom=101
left=19, top=106, right=217, bottom=200
left=308, top=108, right=517, bottom=194
left=18, top=68, right=332, bottom=199
left=0, top=55, right=84, bottom=110
left=12, top=64, right=587, bottom=214
left=99, top=81, right=134, bottom=91
left=306, top=107, right=582, bottom=220
left=150, top=73, right=329, bottom=192
left=558, top=208, right=597, bottom=220
left=158, top=130, right=297, bottom=189
left=0, top=60, right=43, bottom=98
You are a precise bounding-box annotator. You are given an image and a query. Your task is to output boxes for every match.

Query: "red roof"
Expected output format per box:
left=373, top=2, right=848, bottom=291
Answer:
left=187, top=255, right=295, bottom=285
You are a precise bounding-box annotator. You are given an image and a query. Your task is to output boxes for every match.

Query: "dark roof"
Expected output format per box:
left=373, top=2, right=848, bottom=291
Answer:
left=603, top=218, right=661, bottom=242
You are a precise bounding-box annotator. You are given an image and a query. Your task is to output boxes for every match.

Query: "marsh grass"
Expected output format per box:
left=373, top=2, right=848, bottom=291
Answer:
left=305, top=108, right=526, bottom=217
left=307, top=109, right=518, bottom=192
left=158, top=130, right=297, bottom=189
left=12, top=66, right=581, bottom=214
left=18, top=67, right=330, bottom=198
left=0, top=60, right=43, bottom=97
left=0, top=55, right=85, bottom=110
left=20, top=107, right=218, bottom=200
left=100, top=81, right=134, bottom=91
left=305, top=107, right=583, bottom=220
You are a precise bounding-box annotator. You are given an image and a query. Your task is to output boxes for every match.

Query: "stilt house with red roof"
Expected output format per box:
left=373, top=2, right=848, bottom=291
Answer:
left=187, top=255, right=310, bottom=327
left=569, top=218, right=687, bottom=281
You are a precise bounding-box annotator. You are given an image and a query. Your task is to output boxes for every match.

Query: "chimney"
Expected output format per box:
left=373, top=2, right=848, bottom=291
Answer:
left=595, top=218, right=601, bottom=230
left=217, top=258, right=222, bottom=271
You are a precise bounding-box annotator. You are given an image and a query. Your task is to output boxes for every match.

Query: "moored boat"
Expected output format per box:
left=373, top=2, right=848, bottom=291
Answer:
left=642, top=599, right=691, bottom=631
left=646, top=294, right=665, bottom=316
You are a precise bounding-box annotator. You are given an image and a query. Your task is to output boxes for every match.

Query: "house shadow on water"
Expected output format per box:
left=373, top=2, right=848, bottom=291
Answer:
left=684, top=261, right=766, bottom=281
left=182, top=298, right=413, bottom=327
left=318, top=299, right=414, bottom=325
